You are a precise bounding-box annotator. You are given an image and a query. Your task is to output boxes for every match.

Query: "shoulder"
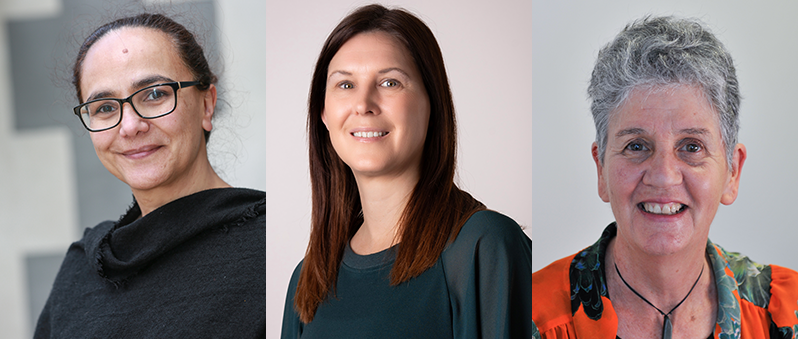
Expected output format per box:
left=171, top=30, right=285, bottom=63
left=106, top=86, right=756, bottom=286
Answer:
left=712, top=244, right=785, bottom=308
left=285, top=260, right=304, bottom=300
left=532, top=253, right=578, bottom=335
left=81, top=220, right=116, bottom=241
left=768, top=264, right=798, bottom=335
left=532, top=254, right=574, bottom=299
left=712, top=244, right=798, bottom=334
left=216, top=187, right=266, bottom=217
left=449, top=210, right=531, bottom=251
left=70, top=220, right=116, bottom=254
left=190, top=187, right=265, bottom=212
left=289, top=261, right=303, bottom=286
left=440, top=210, right=531, bottom=278
left=715, top=246, right=772, bottom=306
left=441, top=210, right=533, bottom=337
left=281, top=261, right=305, bottom=338
left=203, top=187, right=265, bottom=229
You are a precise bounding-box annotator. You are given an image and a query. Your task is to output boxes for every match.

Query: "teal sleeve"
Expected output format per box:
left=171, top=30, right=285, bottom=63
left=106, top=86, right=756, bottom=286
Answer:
left=280, top=262, right=304, bottom=339
left=442, top=210, right=533, bottom=339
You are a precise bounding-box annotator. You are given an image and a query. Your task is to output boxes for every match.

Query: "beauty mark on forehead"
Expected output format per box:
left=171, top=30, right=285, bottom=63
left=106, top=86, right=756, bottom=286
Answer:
left=122, top=48, right=128, bottom=54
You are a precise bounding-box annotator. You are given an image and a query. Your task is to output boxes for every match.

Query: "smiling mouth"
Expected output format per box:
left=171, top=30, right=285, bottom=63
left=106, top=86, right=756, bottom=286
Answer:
left=352, top=131, right=388, bottom=138
left=639, top=202, right=687, bottom=215
left=121, top=145, right=161, bottom=157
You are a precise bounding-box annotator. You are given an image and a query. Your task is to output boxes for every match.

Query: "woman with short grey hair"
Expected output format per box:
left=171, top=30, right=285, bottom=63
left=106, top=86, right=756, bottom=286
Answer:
left=532, top=16, right=798, bottom=339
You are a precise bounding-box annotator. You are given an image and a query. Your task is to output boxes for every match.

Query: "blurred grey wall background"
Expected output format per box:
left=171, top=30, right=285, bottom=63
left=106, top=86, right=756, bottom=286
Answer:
left=0, top=0, right=266, bottom=337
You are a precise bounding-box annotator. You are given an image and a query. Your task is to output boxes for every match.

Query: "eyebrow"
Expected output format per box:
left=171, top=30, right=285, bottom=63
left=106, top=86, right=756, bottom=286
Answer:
left=615, top=127, right=711, bottom=137
left=378, top=67, right=410, bottom=78
left=327, top=67, right=411, bottom=80
left=679, top=128, right=710, bottom=135
left=327, top=70, right=351, bottom=80
left=86, top=75, right=174, bottom=101
left=615, top=128, right=646, bottom=137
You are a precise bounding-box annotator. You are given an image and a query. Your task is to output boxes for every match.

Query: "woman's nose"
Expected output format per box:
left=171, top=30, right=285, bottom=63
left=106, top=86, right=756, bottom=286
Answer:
left=354, top=86, right=380, bottom=115
left=642, top=149, right=683, bottom=188
left=118, top=103, right=150, bottom=137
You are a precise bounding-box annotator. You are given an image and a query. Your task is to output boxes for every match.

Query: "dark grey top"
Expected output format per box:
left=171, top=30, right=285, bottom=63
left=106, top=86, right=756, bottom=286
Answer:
left=281, top=210, right=532, bottom=339
left=34, top=188, right=266, bottom=338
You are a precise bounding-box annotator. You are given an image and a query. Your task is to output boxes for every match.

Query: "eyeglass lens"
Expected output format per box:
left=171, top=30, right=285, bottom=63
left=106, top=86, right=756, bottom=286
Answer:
left=78, top=84, right=177, bottom=131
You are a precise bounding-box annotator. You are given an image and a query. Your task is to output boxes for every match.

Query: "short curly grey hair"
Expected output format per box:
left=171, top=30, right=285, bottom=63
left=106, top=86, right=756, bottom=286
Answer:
left=589, top=16, right=740, bottom=167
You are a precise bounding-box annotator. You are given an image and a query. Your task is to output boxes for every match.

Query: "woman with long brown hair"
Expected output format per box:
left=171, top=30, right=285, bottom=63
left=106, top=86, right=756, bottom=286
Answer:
left=281, top=4, right=531, bottom=338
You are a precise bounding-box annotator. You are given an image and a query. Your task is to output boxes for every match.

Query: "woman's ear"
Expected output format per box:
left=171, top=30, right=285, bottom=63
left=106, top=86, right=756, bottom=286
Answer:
left=593, top=142, right=610, bottom=203
left=202, top=84, right=218, bottom=132
left=721, top=143, right=747, bottom=205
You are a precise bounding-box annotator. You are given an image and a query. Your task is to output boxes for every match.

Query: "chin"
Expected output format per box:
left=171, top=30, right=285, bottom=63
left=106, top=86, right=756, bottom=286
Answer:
left=348, top=162, right=391, bottom=177
left=639, top=232, right=695, bottom=256
left=119, top=172, right=169, bottom=192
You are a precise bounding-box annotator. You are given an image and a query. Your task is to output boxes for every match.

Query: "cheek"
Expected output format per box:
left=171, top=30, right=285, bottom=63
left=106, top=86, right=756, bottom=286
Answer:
left=407, top=97, right=430, bottom=141
left=321, top=101, right=343, bottom=129
left=607, top=162, right=640, bottom=198
left=89, top=133, right=112, bottom=152
left=685, top=170, right=723, bottom=205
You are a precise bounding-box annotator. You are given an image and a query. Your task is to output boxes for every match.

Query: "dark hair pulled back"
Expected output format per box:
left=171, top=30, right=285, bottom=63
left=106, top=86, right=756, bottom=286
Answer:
left=73, top=13, right=217, bottom=141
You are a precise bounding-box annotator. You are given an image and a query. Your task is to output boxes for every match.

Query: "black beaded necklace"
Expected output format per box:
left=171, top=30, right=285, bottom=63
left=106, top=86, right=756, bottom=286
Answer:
left=614, top=263, right=704, bottom=339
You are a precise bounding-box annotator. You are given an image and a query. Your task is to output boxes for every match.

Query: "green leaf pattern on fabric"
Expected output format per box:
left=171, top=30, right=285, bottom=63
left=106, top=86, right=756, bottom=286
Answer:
left=568, top=224, right=614, bottom=320
left=708, top=242, right=743, bottom=339
left=719, top=246, right=772, bottom=308
left=558, top=225, right=793, bottom=339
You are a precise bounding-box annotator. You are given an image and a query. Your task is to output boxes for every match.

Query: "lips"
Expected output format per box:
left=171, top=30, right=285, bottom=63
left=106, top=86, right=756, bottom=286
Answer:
left=639, top=202, right=686, bottom=215
left=120, top=145, right=161, bottom=158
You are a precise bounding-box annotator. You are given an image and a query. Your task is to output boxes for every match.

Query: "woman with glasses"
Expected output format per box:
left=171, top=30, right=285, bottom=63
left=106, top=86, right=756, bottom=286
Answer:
left=280, top=5, right=531, bottom=338
left=34, top=13, right=265, bottom=338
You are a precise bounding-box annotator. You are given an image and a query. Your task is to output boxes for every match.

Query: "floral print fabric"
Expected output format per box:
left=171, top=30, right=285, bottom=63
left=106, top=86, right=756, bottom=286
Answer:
left=532, top=223, right=798, bottom=339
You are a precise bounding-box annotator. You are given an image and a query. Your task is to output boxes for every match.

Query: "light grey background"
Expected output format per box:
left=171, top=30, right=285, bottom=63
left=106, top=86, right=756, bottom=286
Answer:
left=265, top=1, right=533, bottom=337
left=0, top=0, right=265, bottom=337
left=532, top=0, right=798, bottom=274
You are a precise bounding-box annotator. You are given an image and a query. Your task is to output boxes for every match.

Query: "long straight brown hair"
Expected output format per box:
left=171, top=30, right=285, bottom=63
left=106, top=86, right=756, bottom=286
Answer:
left=295, top=4, right=485, bottom=323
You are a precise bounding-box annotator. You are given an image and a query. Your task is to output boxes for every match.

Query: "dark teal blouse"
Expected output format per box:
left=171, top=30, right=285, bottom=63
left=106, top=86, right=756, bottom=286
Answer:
left=281, top=210, right=532, bottom=338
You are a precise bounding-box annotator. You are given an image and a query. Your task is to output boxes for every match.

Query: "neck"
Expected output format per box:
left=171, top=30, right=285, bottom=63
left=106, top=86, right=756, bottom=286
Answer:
left=607, top=235, right=717, bottom=339
left=132, top=155, right=229, bottom=216
left=349, top=169, right=419, bottom=255
left=609, top=237, right=708, bottom=304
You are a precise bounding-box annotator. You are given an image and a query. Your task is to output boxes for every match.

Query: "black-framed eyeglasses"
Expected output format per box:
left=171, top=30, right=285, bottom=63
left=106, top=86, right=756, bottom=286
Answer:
left=73, top=81, right=201, bottom=132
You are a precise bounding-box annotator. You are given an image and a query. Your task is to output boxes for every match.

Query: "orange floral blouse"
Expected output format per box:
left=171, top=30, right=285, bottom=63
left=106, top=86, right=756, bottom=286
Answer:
left=532, top=223, right=798, bottom=339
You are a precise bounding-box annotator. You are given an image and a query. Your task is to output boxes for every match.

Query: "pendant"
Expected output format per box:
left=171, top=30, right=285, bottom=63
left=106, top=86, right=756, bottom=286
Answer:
left=662, top=314, right=673, bottom=339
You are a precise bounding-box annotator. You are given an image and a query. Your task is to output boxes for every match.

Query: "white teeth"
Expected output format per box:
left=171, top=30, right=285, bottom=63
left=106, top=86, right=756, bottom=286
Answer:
left=642, top=202, right=684, bottom=215
left=353, top=131, right=387, bottom=138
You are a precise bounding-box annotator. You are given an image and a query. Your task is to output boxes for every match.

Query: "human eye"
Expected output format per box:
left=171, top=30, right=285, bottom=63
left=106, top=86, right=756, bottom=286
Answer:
left=142, top=87, right=170, bottom=102
left=679, top=141, right=702, bottom=153
left=337, top=81, right=354, bottom=90
left=677, top=139, right=707, bottom=164
left=380, top=79, right=400, bottom=88
left=624, top=140, right=649, bottom=152
left=91, top=101, right=118, bottom=116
